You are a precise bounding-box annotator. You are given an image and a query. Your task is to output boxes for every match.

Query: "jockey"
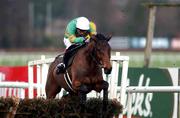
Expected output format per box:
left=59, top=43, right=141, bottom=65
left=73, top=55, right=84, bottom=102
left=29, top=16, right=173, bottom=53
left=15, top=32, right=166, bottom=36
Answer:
left=56, top=16, right=97, bottom=74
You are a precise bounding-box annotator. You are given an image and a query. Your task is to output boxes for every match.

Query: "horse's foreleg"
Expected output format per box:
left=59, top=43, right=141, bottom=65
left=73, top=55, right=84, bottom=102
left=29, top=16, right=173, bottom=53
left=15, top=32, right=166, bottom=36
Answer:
left=46, top=86, right=61, bottom=99
left=79, top=85, right=89, bottom=112
left=102, top=81, right=109, bottom=111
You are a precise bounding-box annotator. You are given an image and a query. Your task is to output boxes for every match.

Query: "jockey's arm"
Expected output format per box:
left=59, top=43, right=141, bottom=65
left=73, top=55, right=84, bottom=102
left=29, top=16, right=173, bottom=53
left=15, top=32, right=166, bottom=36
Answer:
left=65, top=33, right=84, bottom=43
left=64, top=19, right=85, bottom=43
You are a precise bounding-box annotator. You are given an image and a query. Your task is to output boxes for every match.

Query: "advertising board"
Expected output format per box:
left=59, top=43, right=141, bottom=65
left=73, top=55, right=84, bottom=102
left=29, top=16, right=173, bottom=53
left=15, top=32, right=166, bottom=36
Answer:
left=119, top=68, right=179, bottom=118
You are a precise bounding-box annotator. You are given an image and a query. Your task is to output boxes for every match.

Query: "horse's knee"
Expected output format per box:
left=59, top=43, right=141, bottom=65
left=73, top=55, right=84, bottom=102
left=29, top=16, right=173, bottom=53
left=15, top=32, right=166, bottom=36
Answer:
left=102, top=81, right=109, bottom=90
left=79, top=84, right=89, bottom=94
left=46, top=85, right=61, bottom=99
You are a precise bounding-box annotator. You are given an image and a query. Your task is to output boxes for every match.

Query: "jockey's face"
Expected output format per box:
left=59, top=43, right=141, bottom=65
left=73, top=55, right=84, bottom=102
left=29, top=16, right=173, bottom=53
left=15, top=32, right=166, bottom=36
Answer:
left=76, top=28, right=89, bottom=37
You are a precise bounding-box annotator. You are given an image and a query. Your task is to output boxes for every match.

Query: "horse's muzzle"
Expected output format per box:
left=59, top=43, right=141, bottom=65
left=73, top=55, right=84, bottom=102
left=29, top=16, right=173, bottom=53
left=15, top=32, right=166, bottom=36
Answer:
left=104, top=67, right=112, bottom=74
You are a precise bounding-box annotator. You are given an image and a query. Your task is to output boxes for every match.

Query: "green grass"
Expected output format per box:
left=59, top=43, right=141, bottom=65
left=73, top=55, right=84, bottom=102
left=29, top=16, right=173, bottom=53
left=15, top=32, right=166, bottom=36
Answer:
left=0, top=51, right=180, bottom=67
left=121, top=51, right=180, bottom=67
left=0, top=52, right=59, bottom=66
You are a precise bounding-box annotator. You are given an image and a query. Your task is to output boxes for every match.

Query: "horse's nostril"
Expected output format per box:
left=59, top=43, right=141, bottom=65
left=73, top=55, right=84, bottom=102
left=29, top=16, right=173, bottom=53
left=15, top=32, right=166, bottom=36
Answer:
left=104, top=67, right=112, bottom=74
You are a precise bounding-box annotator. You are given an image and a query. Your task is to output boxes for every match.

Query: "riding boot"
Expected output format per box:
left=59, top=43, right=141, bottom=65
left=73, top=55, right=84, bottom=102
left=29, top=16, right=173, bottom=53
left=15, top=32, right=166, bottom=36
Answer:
left=56, top=63, right=66, bottom=74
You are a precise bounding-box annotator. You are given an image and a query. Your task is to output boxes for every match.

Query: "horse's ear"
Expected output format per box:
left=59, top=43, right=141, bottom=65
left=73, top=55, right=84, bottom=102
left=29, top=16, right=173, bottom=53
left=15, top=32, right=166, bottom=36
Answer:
left=106, top=34, right=112, bottom=41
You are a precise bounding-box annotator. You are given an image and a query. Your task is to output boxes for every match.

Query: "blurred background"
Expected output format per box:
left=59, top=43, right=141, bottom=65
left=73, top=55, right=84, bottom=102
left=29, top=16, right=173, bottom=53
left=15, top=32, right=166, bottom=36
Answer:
left=0, top=0, right=180, bottom=67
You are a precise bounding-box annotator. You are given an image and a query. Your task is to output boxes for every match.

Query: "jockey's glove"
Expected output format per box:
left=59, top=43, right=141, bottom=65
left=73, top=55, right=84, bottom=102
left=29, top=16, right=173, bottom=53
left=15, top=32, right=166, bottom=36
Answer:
left=85, top=35, right=90, bottom=40
left=84, top=35, right=90, bottom=42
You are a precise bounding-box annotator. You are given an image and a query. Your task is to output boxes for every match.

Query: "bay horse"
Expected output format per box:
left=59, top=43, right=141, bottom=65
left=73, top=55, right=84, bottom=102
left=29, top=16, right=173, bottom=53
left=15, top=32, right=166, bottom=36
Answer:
left=45, top=33, right=112, bottom=111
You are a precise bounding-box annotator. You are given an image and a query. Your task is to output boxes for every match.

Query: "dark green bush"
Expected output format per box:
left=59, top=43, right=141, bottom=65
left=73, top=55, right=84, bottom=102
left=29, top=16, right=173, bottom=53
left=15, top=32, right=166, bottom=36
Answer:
left=0, top=97, right=15, bottom=112
left=0, top=95, right=123, bottom=118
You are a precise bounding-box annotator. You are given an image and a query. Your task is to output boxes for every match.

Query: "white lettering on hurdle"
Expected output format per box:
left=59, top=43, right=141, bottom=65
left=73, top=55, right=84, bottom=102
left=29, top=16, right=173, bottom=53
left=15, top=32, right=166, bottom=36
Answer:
left=123, top=74, right=153, bottom=117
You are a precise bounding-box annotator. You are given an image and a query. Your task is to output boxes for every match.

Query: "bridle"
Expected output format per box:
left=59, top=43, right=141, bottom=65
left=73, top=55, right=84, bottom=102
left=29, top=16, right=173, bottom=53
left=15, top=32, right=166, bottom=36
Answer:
left=90, top=52, right=104, bottom=68
left=89, top=40, right=106, bottom=68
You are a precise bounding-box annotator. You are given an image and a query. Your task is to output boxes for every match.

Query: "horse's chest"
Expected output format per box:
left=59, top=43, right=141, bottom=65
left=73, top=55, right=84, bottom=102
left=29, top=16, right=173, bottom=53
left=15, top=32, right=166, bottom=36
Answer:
left=82, top=75, right=103, bottom=84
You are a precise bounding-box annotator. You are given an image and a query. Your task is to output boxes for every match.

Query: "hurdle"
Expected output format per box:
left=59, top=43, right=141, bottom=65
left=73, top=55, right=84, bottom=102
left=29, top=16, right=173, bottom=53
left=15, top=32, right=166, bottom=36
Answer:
left=28, top=55, right=54, bottom=98
left=0, top=52, right=130, bottom=118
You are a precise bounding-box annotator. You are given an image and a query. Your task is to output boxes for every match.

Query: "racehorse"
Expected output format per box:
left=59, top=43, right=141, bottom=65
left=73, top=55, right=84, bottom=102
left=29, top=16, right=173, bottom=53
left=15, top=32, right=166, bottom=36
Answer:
left=45, top=33, right=112, bottom=111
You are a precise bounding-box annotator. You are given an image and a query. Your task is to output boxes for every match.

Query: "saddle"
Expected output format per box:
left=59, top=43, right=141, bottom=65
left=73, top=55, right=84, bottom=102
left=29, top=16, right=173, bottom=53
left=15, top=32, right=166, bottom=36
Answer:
left=63, top=43, right=86, bottom=70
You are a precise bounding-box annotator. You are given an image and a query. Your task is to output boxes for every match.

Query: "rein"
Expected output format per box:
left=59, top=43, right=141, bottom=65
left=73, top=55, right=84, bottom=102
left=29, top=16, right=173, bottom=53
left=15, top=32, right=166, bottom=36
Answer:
left=90, top=49, right=103, bottom=68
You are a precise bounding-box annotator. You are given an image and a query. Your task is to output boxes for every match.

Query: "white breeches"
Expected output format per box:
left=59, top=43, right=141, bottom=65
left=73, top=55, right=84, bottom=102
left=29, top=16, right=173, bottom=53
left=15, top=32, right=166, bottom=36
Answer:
left=63, top=37, right=72, bottom=49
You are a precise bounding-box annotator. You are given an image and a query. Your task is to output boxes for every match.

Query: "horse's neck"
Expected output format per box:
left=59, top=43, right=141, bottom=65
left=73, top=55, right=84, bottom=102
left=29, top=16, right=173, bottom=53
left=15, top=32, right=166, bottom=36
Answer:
left=78, top=43, right=100, bottom=69
left=71, top=42, right=102, bottom=76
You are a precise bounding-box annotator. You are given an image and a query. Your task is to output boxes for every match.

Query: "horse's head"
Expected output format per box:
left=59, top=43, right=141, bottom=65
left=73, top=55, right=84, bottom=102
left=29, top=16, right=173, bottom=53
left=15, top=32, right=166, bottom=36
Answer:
left=89, top=33, right=112, bottom=74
